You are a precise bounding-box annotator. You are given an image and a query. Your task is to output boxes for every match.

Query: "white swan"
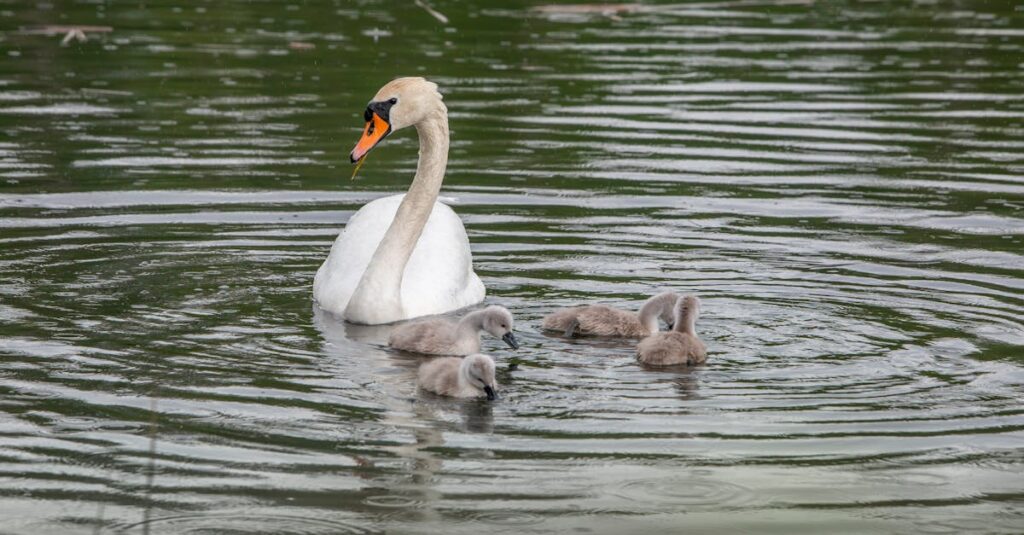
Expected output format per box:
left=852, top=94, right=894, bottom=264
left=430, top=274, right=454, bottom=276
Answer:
left=313, top=77, right=485, bottom=324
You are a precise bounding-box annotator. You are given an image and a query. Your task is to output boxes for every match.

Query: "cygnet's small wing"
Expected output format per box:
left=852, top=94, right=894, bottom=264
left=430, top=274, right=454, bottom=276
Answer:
left=563, top=319, right=580, bottom=338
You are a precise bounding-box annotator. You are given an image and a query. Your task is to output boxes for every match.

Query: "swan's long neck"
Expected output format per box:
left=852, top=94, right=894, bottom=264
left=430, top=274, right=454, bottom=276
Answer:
left=345, top=107, right=449, bottom=324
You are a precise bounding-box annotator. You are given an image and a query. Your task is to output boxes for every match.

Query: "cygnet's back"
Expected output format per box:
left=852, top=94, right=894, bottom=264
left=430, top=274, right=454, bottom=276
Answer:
left=388, top=319, right=474, bottom=355
left=543, top=305, right=642, bottom=337
left=417, top=354, right=498, bottom=399
left=542, top=291, right=678, bottom=338
left=636, top=296, right=706, bottom=366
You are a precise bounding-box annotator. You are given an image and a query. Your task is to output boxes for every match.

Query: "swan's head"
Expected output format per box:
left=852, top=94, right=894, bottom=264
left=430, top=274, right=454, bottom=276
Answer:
left=350, top=77, right=445, bottom=163
left=460, top=354, right=498, bottom=400
left=481, top=305, right=519, bottom=350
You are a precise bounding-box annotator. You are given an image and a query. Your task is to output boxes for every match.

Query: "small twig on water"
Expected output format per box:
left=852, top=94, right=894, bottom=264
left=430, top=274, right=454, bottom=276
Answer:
left=532, top=3, right=640, bottom=16
left=20, top=25, right=113, bottom=46
left=414, top=0, right=449, bottom=24
left=60, top=28, right=87, bottom=46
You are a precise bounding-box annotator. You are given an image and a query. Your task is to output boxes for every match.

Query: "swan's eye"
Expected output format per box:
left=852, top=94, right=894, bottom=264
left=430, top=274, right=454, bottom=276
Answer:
left=388, top=97, right=397, bottom=104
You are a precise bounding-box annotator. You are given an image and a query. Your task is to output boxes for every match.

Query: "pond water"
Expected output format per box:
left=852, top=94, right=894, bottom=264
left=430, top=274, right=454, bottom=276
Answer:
left=1, top=0, right=1023, bottom=533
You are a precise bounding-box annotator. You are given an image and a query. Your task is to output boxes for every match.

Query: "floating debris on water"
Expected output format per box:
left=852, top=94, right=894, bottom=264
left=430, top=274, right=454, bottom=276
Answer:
left=20, top=25, right=113, bottom=46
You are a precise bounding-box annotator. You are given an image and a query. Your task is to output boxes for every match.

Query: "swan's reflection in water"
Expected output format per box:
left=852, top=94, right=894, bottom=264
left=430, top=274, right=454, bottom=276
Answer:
left=313, top=305, right=394, bottom=348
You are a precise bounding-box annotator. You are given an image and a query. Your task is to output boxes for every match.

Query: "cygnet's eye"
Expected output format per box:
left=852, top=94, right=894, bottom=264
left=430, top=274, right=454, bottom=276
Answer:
left=500, top=324, right=507, bottom=329
left=388, top=97, right=398, bottom=104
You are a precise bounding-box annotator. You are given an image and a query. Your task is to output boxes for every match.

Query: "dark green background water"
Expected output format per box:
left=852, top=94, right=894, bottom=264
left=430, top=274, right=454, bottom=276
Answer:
left=1, top=1, right=1023, bottom=533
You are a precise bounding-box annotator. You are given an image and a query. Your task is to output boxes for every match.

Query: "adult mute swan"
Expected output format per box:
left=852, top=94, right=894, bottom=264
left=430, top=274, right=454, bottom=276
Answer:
left=313, top=77, right=485, bottom=324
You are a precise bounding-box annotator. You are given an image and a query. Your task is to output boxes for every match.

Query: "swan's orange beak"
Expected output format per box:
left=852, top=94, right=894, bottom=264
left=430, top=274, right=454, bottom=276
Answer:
left=350, top=112, right=391, bottom=163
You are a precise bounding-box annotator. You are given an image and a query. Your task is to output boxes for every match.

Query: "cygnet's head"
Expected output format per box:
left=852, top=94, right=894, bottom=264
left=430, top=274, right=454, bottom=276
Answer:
left=350, top=77, right=445, bottom=162
left=674, top=295, right=701, bottom=330
left=656, top=291, right=681, bottom=329
left=460, top=354, right=498, bottom=400
left=481, top=305, right=519, bottom=350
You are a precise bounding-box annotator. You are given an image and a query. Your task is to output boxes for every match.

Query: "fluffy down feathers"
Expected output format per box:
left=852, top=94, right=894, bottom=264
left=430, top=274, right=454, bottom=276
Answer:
left=389, top=319, right=479, bottom=356
left=388, top=306, right=517, bottom=356
left=417, top=354, right=498, bottom=399
left=543, top=305, right=648, bottom=337
left=636, top=295, right=706, bottom=366
left=636, top=332, right=706, bottom=366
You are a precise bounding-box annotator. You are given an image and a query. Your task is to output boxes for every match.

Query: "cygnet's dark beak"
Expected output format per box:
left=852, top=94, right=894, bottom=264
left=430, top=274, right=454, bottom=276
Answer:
left=483, top=385, right=497, bottom=400
left=502, top=332, right=520, bottom=350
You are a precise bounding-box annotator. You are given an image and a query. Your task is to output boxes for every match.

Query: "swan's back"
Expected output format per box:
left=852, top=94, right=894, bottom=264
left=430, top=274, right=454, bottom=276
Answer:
left=636, top=332, right=707, bottom=366
left=313, top=194, right=485, bottom=319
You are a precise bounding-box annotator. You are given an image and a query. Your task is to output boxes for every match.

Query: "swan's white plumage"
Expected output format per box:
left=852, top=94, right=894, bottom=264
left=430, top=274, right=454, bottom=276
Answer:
left=313, top=193, right=485, bottom=320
